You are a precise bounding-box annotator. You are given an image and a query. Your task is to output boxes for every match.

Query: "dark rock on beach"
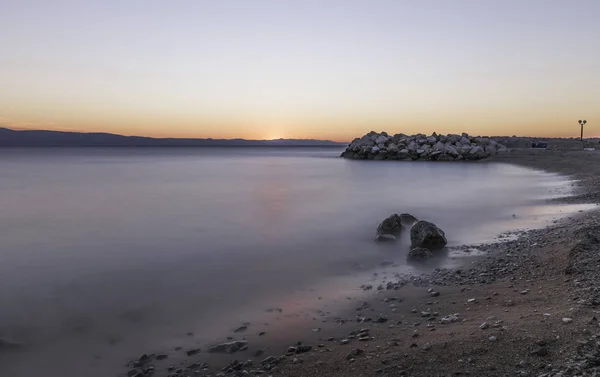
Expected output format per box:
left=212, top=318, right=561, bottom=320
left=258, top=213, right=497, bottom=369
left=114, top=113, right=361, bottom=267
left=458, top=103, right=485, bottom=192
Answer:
left=407, top=247, right=433, bottom=262
left=376, top=214, right=403, bottom=236
left=410, top=220, right=447, bottom=249
left=185, top=347, right=201, bottom=356
left=0, top=339, right=21, bottom=350
left=207, top=340, right=247, bottom=354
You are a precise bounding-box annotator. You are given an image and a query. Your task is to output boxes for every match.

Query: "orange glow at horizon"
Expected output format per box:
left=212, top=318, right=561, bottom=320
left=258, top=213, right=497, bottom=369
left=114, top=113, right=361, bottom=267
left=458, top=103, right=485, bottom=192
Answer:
left=1, top=2, right=599, bottom=142
left=1, top=110, right=598, bottom=142
left=0, top=117, right=600, bottom=142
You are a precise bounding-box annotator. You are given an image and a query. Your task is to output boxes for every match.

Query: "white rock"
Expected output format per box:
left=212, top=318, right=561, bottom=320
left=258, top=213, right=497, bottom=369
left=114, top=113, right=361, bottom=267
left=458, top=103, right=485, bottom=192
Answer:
left=375, top=135, right=389, bottom=144
left=562, top=317, right=573, bottom=323
left=440, top=314, right=459, bottom=324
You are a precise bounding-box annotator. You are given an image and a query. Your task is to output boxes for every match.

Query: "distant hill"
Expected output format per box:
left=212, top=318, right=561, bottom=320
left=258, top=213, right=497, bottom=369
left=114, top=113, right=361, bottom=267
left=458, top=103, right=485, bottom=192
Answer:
left=0, top=128, right=347, bottom=147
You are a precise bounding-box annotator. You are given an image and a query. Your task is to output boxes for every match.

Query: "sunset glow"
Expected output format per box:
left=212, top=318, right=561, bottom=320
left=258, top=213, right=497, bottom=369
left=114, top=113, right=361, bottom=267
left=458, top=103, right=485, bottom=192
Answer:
left=1, top=0, right=599, bottom=141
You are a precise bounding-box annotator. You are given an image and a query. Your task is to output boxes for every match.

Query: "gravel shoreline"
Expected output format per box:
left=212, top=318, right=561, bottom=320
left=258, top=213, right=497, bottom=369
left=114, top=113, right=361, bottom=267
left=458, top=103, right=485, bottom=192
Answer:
left=125, top=149, right=600, bottom=377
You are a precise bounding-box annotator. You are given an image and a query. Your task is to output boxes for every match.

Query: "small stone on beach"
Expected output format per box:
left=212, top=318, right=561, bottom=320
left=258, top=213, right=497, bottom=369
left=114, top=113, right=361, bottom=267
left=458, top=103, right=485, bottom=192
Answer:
left=186, top=348, right=201, bottom=356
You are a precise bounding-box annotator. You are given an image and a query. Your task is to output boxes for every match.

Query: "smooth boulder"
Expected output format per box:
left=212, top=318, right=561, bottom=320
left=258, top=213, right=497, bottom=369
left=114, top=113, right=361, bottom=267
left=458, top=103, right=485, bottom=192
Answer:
left=376, top=214, right=403, bottom=236
left=410, top=220, right=447, bottom=249
left=407, top=247, right=432, bottom=262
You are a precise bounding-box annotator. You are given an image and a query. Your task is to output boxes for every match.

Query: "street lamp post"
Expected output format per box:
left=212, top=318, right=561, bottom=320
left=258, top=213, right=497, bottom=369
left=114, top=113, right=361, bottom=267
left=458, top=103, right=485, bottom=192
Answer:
left=578, top=120, right=587, bottom=142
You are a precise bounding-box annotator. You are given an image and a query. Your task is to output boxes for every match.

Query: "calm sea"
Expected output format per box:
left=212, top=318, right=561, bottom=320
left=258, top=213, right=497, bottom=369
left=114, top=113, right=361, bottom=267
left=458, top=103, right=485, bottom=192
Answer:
left=0, top=147, right=583, bottom=376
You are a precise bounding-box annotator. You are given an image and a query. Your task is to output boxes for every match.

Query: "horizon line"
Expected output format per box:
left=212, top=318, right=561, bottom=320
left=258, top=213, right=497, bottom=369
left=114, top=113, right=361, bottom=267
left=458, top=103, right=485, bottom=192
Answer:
left=2, top=126, right=597, bottom=142
left=0, top=126, right=348, bottom=143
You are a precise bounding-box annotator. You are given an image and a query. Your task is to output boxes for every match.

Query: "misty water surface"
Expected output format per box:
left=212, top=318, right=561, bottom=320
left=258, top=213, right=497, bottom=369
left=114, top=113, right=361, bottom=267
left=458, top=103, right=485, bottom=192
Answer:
left=0, top=147, right=579, bottom=376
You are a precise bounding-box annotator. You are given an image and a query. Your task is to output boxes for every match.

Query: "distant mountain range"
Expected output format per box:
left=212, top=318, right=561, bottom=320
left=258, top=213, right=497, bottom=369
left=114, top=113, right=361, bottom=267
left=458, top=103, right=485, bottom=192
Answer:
left=0, top=128, right=347, bottom=147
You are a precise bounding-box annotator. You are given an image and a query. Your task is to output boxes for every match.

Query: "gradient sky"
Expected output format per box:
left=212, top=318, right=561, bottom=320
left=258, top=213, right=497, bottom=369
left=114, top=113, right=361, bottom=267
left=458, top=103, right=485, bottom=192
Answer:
left=0, top=0, right=599, bottom=141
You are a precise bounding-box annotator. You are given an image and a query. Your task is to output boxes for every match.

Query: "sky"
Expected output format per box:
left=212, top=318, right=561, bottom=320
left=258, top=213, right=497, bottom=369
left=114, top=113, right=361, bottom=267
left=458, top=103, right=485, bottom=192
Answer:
left=0, top=0, right=599, bottom=141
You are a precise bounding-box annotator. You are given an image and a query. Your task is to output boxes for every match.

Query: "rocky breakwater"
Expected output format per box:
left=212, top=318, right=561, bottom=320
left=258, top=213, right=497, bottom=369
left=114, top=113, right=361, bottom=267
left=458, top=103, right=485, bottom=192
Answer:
left=341, top=131, right=508, bottom=161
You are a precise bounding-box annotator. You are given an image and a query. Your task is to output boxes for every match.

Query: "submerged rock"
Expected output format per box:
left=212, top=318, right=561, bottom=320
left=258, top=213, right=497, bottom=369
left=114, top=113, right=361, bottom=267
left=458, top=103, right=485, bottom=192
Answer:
left=0, top=339, right=21, bottom=350
left=407, top=247, right=432, bottom=262
left=374, top=234, right=397, bottom=242
left=208, top=340, right=247, bottom=354
left=410, top=221, right=447, bottom=250
left=186, top=348, right=201, bottom=356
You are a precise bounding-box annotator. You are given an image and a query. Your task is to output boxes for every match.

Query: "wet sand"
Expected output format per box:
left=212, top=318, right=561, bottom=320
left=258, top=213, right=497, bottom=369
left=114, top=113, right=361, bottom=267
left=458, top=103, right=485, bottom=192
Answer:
left=113, top=148, right=600, bottom=377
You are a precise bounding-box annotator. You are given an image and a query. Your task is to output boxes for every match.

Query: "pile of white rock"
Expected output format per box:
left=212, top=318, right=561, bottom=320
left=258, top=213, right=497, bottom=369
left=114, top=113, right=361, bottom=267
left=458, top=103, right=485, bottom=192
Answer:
left=341, top=131, right=508, bottom=161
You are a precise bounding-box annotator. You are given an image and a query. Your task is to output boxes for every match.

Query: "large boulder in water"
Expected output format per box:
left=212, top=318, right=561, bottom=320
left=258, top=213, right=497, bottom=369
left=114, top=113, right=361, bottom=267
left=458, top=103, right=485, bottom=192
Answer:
left=376, top=214, right=403, bottom=237
left=407, top=247, right=432, bottom=262
left=410, top=220, right=447, bottom=249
